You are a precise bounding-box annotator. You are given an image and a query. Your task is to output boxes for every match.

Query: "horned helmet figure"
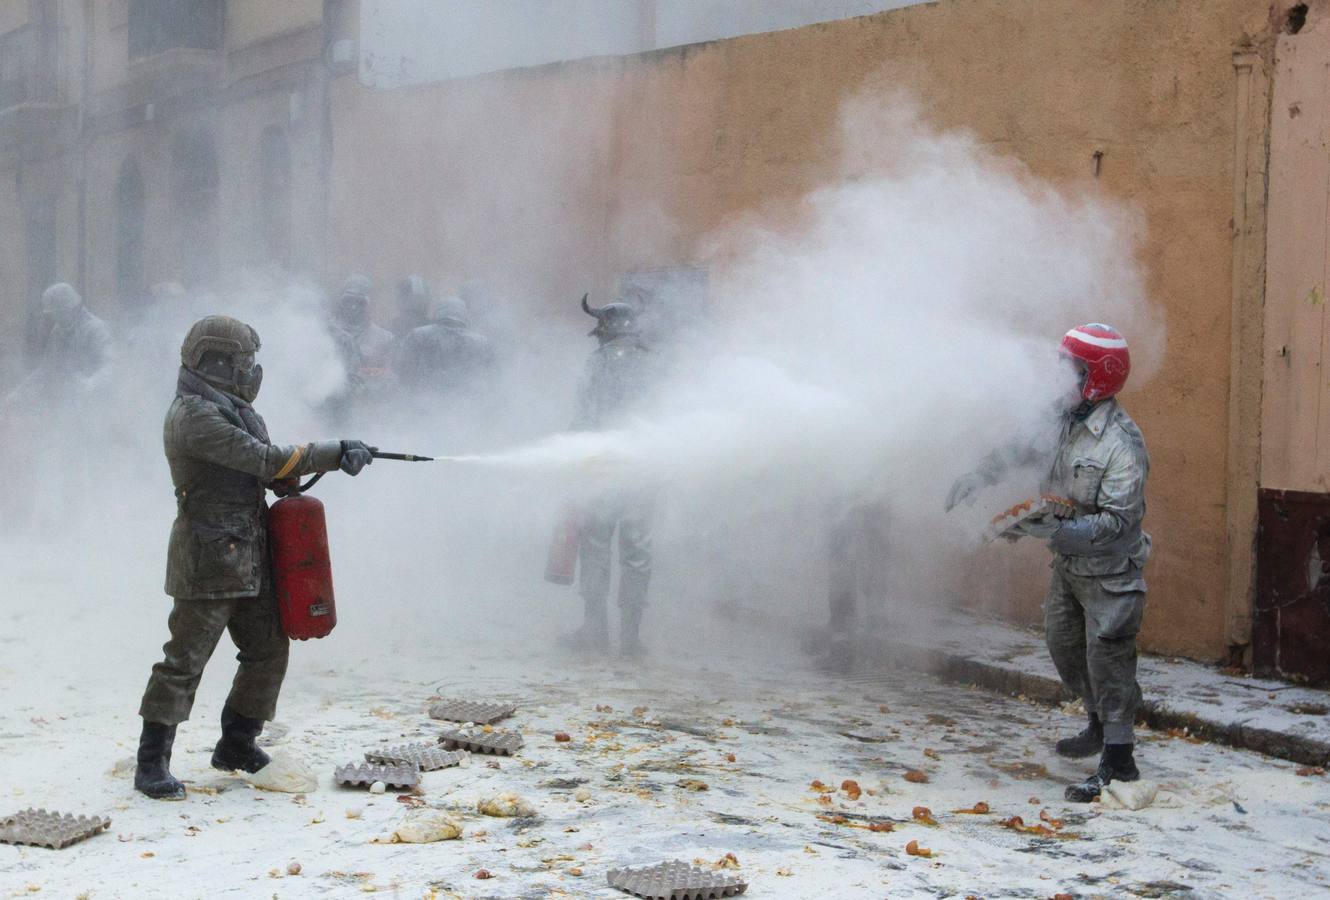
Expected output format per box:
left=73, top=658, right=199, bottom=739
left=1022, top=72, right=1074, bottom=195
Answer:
left=581, top=292, right=641, bottom=341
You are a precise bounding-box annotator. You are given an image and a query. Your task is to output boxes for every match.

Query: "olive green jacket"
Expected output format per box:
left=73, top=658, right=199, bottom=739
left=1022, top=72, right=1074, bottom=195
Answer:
left=163, top=368, right=342, bottom=600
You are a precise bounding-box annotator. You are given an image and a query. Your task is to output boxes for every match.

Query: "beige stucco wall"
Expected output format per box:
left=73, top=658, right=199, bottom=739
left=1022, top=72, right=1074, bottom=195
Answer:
left=329, top=0, right=1287, bottom=659
left=1264, top=3, right=1330, bottom=493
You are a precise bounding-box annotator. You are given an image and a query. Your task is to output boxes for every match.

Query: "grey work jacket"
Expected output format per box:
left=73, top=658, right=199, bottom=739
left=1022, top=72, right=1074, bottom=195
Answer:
left=163, top=370, right=342, bottom=600
left=1041, top=399, right=1151, bottom=579
left=571, top=335, right=654, bottom=431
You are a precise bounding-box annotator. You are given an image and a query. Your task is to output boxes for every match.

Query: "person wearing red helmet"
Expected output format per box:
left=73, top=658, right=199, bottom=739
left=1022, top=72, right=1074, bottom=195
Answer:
left=946, top=323, right=1151, bottom=803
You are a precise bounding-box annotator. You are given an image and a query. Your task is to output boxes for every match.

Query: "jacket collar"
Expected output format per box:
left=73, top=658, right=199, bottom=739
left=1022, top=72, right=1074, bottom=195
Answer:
left=1075, top=398, right=1117, bottom=438
left=177, top=366, right=248, bottom=412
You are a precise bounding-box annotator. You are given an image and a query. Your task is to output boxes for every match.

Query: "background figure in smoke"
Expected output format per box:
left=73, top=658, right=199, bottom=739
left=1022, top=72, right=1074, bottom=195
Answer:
left=822, top=499, right=891, bottom=669
left=457, top=277, right=517, bottom=364
left=7, top=282, right=115, bottom=402
left=324, top=274, right=396, bottom=426
left=946, top=323, right=1149, bottom=804
left=135, top=315, right=374, bottom=800
left=2, top=283, right=115, bottom=528
left=394, top=294, right=497, bottom=402
left=561, top=293, right=658, bottom=658
left=392, top=275, right=433, bottom=340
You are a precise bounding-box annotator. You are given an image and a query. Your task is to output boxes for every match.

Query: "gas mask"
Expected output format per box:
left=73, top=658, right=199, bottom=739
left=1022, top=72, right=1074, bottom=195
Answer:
left=337, top=294, right=370, bottom=332
left=231, top=350, right=264, bottom=403
left=198, top=350, right=263, bottom=403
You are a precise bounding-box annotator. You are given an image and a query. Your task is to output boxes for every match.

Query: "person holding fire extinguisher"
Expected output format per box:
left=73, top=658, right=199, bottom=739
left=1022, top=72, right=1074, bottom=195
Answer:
left=134, top=315, right=374, bottom=801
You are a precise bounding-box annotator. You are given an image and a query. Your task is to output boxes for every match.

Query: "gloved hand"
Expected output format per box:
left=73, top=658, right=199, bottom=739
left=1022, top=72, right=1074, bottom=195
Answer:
left=339, top=440, right=375, bottom=476
left=270, top=477, right=300, bottom=497
left=945, top=471, right=987, bottom=512
left=1013, top=514, right=1060, bottom=540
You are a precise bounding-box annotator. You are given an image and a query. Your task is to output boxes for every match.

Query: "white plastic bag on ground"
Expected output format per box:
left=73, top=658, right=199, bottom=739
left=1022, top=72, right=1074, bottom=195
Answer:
left=1101, top=779, right=1158, bottom=810
left=389, top=810, right=463, bottom=843
left=477, top=792, right=535, bottom=817
left=241, top=753, right=318, bottom=793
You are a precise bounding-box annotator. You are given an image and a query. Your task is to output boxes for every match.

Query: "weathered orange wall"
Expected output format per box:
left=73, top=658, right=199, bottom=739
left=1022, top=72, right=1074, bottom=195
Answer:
left=329, top=0, right=1282, bottom=659
left=1264, top=6, right=1330, bottom=492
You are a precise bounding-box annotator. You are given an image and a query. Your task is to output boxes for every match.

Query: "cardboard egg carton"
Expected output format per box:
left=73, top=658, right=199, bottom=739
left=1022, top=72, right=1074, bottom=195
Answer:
left=607, top=860, right=748, bottom=900
left=333, top=762, right=420, bottom=789
left=364, top=742, right=466, bottom=771
left=983, top=494, right=1074, bottom=543
left=0, top=809, right=111, bottom=850
left=427, top=698, right=516, bottom=725
left=437, top=727, right=524, bottom=756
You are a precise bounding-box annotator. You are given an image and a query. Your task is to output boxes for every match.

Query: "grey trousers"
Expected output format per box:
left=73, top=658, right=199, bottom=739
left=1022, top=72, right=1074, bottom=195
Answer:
left=139, top=587, right=290, bottom=726
left=578, top=495, right=653, bottom=613
left=827, top=502, right=890, bottom=634
left=1043, top=562, right=1146, bottom=745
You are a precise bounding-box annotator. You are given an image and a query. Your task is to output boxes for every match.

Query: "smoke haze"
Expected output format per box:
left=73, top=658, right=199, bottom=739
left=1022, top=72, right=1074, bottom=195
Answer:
left=1, top=88, right=1161, bottom=675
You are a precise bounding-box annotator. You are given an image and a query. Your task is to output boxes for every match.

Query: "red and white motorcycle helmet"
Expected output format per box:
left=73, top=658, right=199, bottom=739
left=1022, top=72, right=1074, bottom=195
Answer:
left=1060, top=323, right=1130, bottom=402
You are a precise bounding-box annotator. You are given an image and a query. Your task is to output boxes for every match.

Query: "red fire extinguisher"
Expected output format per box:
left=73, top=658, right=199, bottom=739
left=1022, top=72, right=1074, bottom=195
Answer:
left=544, top=506, right=581, bottom=585
left=269, top=492, right=337, bottom=640
left=266, top=449, right=431, bottom=639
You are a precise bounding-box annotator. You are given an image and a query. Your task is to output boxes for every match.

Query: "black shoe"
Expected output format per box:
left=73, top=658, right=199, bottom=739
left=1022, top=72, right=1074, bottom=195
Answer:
left=135, top=721, right=186, bottom=800
left=1065, top=742, right=1139, bottom=803
left=211, top=706, right=271, bottom=774
left=1055, top=714, right=1104, bottom=759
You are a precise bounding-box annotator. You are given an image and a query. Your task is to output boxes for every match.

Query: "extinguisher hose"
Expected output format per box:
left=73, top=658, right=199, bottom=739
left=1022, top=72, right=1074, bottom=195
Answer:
left=295, top=472, right=326, bottom=494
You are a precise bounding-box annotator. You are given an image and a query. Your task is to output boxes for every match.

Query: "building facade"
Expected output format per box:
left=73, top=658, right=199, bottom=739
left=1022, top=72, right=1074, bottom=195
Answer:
left=0, top=0, right=353, bottom=376
left=5, top=0, right=1330, bottom=677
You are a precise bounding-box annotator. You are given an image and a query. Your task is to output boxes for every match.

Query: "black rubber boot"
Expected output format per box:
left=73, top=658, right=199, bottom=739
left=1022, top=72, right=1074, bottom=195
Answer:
left=135, top=721, right=186, bottom=800
left=211, top=706, right=271, bottom=774
left=559, top=599, right=610, bottom=654
left=1055, top=712, right=1104, bottom=759
left=1065, top=742, right=1139, bottom=803
left=619, top=606, right=646, bottom=660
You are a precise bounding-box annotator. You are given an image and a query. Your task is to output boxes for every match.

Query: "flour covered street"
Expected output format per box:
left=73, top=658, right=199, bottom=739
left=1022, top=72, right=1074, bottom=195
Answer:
left=2, top=529, right=1328, bottom=899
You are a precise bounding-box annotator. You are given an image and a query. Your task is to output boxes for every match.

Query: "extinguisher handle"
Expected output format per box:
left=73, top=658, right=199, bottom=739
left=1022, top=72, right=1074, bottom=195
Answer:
left=296, top=472, right=326, bottom=494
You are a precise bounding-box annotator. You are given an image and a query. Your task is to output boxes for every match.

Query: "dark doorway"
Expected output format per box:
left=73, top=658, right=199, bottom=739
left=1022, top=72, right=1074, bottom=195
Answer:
left=257, top=126, right=292, bottom=269
left=115, top=158, right=146, bottom=309
left=1255, top=488, right=1330, bottom=685
left=170, top=129, right=219, bottom=286
left=23, top=196, right=58, bottom=360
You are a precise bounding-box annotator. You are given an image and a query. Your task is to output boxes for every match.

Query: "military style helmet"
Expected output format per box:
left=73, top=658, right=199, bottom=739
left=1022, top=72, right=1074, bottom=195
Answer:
left=428, top=295, right=470, bottom=328
left=581, top=293, right=639, bottom=338
left=180, top=315, right=261, bottom=369
left=339, top=273, right=372, bottom=301
left=41, top=282, right=82, bottom=314
left=397, top=275, right=431, bottom=306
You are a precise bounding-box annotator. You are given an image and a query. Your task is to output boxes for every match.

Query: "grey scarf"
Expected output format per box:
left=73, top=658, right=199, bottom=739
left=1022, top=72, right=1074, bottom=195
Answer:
left=177, top=366, right=270, bottom=443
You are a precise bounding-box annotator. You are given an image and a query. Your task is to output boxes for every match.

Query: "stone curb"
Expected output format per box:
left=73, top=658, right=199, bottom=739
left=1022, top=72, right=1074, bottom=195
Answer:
left=869, top=639, right=1330, bottom=767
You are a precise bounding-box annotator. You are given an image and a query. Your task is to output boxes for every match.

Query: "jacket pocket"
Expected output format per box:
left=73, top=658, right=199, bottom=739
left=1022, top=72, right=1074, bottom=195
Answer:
left=190, top=518, right=258, bottom=595
left=1070, top=457, right=1106, bottom=508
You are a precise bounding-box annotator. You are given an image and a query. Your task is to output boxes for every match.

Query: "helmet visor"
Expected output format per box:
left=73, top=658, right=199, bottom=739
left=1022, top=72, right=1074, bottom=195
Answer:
left=232, top=350, right=258, bottom=375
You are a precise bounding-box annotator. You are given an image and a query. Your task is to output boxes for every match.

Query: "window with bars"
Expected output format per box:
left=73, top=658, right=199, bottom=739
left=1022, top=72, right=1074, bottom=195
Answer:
left=128, top=0, right=223, bottom=60
left=0, top=27, right=33, bottom=109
